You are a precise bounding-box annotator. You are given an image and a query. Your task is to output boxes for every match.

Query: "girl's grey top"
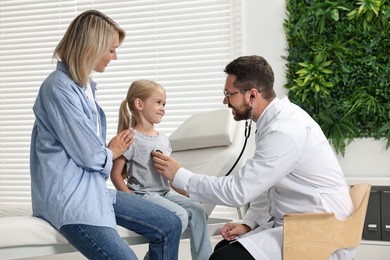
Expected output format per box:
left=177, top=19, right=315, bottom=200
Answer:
left=123, top=131, right=172, bottom=195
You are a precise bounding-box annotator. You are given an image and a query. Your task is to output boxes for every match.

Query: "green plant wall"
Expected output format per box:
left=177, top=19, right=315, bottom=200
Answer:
left=284, top=0, right=390, bottom=155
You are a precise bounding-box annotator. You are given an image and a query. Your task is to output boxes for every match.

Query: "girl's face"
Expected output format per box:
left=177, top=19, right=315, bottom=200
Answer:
left=141, top=87, right=166, bottom=124
left=94, top=32, right=120, bottom=73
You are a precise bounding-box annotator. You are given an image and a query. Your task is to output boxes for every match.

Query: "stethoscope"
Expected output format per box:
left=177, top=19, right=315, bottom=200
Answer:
left=225, top=101, right=254, bottom=176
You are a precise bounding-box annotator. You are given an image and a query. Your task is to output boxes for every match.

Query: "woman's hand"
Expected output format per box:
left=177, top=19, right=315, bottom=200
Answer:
left=108, top=128, right=136, bottom=160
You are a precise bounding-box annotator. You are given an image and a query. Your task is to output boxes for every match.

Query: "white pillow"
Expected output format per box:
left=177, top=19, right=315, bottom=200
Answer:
left=169, top=108, right=235, bottom=151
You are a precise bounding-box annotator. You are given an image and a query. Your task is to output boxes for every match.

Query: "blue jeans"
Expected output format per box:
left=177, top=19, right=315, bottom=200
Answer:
left=60, top=191, right=181, bottom=260
left=142, top=191, right=213, bottom=260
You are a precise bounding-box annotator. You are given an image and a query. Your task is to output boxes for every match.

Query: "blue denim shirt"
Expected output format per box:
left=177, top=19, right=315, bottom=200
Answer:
left=30, top=61, right=117, bottom=230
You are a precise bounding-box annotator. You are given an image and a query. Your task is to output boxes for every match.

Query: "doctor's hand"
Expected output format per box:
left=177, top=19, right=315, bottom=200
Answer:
left=220, top=222, right=252, bottom=241
left=152, top=151, right=181, bottom=182
left=169, top=182, right=188, bottom=197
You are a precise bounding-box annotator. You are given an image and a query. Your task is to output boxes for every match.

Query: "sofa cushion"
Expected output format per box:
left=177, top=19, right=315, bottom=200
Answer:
left=169, top=108, right=235, bottom=151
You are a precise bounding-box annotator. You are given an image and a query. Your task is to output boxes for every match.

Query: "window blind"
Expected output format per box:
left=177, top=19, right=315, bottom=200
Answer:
left=0, top=0, right=242, bottom=205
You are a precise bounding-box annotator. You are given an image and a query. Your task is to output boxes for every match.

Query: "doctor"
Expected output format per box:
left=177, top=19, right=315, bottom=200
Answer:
left=152, top=55, right=354, bottom=260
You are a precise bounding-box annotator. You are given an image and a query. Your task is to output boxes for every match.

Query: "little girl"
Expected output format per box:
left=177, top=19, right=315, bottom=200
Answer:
left=111, top=79, right=213, bottom=260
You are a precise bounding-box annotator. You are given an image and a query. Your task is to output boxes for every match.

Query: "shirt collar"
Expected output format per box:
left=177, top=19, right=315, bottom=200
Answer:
left=256, top=96, right=290, bottom=131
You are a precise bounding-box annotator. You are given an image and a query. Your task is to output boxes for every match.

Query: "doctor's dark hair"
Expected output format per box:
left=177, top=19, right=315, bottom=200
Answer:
left=117, top=80, right=165, bottom=133
left=224, top=55, right=276, bottom=100
left=53, top=9, right=125, bottom=86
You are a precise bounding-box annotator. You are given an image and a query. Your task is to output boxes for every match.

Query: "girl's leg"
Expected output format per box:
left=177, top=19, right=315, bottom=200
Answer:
left=60, top=224, right=137, bottom=260
left=165, top=191, right=213, bottom=260
left=114, top=191, right=182, bottom=260
left=142, top=192, right=189, bottom=234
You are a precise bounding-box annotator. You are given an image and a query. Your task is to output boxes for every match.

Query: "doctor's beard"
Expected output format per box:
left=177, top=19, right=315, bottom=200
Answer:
left=229, top=103, right=252, bottom=121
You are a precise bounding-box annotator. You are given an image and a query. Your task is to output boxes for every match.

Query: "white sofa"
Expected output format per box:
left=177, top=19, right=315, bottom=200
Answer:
left=0, top=108, right=255, bottom=259
left=0, top=206, right=228, bottom=260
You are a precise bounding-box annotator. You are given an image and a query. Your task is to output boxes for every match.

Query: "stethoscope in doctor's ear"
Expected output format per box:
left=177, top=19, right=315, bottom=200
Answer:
left=225, top=96, right=254, bottom=176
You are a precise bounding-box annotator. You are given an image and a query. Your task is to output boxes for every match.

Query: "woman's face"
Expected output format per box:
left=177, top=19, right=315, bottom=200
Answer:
left=94, top=32, right=120, bottom=73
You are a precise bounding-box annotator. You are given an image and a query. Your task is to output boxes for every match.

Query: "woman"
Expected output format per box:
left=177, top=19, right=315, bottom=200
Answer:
left=30, top=10, right=181, bottom=260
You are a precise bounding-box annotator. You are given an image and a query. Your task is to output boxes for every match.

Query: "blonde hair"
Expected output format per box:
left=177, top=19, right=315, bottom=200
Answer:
left=117, top=80, right=164, bottom=133
left=53, top=10, right=125, bottom=86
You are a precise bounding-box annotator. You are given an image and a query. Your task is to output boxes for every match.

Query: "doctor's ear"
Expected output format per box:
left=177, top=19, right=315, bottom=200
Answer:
left=250, top=95, right=255, bottom=106
left=248, top=88, right=260, bottom=101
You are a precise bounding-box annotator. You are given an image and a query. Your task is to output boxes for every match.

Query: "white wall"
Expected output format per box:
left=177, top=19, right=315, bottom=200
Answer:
left=337, top=138, right=390, bottom=185
left=242, top=0, right=288, bottom=97
left=241, top=0, right=390, bottom=182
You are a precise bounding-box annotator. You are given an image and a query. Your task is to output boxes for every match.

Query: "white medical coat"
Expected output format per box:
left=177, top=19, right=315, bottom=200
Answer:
left=173, top=97, right=354, bottom=260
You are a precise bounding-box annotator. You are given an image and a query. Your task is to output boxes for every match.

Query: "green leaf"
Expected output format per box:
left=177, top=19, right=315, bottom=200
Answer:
left=330, top=9, right=340, bottom=21
left=379, top=122, right=390, bottom=132
left=283, top=0, right=389, bottom=154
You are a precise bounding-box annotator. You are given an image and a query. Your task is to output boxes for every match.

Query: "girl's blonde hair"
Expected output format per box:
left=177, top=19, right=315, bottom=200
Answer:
left=53, top=10, right=125, bottom=86
left=117, top=80, right=164, bottom=133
